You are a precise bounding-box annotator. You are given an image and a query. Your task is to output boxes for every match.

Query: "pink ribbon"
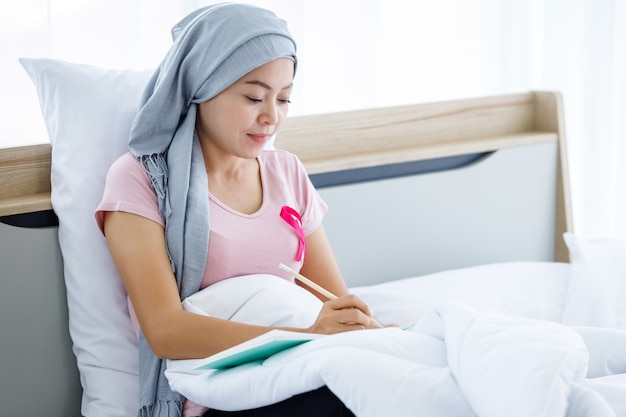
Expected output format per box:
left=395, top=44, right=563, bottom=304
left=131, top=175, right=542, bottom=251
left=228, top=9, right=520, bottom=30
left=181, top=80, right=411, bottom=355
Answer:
left=280, top=206, right=306, bottom=262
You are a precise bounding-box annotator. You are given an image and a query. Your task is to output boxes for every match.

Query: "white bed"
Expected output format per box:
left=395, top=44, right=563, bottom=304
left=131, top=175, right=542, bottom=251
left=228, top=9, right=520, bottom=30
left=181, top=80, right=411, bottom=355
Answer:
left=1, top=58, right=625, bottom=416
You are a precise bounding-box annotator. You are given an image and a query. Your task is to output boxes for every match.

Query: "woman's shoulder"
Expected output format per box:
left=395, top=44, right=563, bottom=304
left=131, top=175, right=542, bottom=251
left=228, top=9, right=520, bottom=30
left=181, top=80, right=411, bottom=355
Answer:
left=103, top=152, right=154, bottom=193
left=107, top=152, right=148, bottom=180
left=109, top=152, right=143, bottom=171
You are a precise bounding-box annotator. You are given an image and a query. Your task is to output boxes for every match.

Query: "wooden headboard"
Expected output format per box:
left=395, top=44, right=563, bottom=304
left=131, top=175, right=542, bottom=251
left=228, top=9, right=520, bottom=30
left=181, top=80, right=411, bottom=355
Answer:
left=0, top=90, right=571, bottom=261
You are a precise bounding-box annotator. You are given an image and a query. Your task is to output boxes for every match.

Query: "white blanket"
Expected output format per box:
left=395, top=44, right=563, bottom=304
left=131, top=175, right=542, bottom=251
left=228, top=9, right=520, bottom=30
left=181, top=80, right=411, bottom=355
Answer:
left=165, top=274, right=626, bottom=417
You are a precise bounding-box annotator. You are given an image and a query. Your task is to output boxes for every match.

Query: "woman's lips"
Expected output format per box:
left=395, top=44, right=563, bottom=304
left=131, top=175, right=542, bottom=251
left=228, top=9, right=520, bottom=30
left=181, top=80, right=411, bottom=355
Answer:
left=248, top=133, right=272, bottom=144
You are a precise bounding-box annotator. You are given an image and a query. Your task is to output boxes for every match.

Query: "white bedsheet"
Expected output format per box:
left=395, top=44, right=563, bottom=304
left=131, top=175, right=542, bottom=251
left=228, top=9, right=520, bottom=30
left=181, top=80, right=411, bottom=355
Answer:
left=165, top=268, right=626, bottom=416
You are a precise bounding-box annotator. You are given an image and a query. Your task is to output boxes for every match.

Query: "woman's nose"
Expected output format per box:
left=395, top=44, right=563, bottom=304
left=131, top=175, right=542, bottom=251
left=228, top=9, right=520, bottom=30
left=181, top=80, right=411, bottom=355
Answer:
left=259, top=102, right=279, bottom=125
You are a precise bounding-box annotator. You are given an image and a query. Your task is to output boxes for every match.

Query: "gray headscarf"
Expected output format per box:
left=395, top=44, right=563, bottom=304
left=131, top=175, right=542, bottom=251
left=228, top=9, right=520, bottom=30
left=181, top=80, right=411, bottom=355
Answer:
left=127, top=3, right=296, bottom=416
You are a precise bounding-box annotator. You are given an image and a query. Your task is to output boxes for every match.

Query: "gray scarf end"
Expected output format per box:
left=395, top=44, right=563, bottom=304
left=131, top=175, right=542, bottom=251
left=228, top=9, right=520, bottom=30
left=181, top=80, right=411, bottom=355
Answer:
left=139, top=153, right=171, bottom=218
left=139, top=399, right=183, bottom=417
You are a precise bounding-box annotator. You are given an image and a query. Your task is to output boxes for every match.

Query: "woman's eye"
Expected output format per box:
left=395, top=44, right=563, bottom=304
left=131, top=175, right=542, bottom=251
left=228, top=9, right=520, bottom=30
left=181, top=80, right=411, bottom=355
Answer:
left=245, top=96, right=291, bottom=104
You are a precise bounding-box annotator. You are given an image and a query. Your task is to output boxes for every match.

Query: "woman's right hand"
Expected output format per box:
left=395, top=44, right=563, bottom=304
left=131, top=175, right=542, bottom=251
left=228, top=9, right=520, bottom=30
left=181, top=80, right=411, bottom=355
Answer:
left=307, top=293, right=381, bottom=334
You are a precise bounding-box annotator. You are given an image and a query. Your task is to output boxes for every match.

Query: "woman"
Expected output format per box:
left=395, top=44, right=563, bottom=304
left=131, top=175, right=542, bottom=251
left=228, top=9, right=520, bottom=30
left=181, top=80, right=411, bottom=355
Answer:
left=96, top=3, right=378, bottom=417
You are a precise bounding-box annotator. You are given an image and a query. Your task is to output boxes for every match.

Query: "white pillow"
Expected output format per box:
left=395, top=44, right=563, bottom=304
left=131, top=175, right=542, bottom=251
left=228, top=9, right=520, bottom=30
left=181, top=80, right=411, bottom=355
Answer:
left=20, top=58, right=153, bottom=417
left=561, top=232, right=626, bottom=329
left=182, top=274, right=322, bottom=327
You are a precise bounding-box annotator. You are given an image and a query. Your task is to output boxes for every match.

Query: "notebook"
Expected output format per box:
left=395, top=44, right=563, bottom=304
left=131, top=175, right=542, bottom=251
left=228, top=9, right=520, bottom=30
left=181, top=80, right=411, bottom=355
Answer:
left=194, top=329, right=324, bottom=370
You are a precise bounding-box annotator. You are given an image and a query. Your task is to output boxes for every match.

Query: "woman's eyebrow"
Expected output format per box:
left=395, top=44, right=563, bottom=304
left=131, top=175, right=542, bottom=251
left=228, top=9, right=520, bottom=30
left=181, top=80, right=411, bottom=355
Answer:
left=245, top=80, right=293, bottom=90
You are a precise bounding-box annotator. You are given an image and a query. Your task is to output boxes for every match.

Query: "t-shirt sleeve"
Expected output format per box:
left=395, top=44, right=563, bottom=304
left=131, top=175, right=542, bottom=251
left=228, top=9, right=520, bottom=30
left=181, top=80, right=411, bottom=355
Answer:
left=291, top=154, right=328, bottom=236
left=94, top=152, right=164, bottom=235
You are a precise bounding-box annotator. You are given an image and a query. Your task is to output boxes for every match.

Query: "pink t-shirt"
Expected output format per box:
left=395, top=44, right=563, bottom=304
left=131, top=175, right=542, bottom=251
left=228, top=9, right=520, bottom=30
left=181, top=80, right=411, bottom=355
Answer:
left=96, top=149, right=327, bottom=416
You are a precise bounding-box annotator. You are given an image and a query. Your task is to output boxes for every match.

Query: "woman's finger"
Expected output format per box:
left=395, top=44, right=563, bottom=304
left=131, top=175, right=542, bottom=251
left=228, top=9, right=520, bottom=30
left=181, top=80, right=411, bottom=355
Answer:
left=326, top=294, right=373, bottom=316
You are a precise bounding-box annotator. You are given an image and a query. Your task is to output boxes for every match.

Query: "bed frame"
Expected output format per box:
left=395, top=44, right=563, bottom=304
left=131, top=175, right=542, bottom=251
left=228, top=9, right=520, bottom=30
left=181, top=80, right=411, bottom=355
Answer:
left=0, top=91, right=571, bottom=415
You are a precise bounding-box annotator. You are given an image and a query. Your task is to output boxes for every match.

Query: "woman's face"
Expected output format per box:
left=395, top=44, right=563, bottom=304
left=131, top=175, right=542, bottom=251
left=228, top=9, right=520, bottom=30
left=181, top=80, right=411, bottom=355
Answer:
left=196, top=58, right=294, bottom=160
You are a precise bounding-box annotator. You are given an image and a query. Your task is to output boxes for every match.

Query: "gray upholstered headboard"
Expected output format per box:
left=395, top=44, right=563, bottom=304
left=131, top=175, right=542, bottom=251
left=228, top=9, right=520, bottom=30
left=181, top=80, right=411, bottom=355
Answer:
left=0, top=91, right=571, bottom=415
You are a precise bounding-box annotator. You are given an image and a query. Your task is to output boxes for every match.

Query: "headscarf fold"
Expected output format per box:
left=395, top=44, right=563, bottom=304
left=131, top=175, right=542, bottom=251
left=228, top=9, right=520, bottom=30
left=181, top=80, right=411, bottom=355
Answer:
left=127, top=3, right=296, bottom=416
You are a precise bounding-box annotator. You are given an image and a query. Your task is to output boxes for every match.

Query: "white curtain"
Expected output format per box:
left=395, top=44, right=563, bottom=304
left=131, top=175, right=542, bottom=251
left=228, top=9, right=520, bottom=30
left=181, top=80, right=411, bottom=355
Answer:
left=535, top=0, right=626, bottom=239
left=2, top=0, right=624, bottom=238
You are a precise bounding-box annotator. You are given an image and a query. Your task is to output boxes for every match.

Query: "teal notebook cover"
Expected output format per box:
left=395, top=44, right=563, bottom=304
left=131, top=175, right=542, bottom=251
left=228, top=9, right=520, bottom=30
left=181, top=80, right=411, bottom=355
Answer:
left=195, top=329, right=322, bottom=370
